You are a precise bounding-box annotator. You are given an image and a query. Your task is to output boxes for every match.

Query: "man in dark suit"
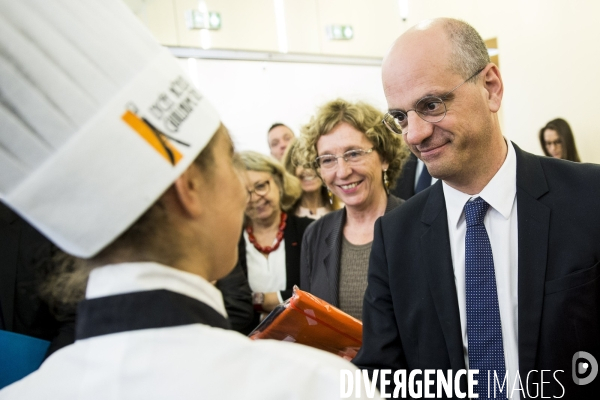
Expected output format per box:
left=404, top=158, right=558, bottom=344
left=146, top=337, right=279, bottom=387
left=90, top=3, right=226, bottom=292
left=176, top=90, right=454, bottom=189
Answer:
left=391, top=153, right=435, bottom=200
left=354, top=18, right=600, bottom=399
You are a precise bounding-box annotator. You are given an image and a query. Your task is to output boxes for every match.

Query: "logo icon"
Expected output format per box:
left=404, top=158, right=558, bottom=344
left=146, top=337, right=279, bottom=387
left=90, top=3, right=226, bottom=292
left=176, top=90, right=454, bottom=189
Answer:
left=122, top=105, right=189, bottom=166
left=572, top=351, right=598, bottom=385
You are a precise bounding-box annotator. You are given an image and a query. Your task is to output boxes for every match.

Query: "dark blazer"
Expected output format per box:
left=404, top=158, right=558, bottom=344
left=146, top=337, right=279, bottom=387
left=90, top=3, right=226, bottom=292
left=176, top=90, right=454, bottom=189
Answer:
left=353, top=144, right=600, bottom=398
left=217, top=214, right=313, bottom=334
left=0, top=202, right=74, bottom=357
left=390, top=153, right=418, bottom=200
left=300, top=195, right=404, bottom=307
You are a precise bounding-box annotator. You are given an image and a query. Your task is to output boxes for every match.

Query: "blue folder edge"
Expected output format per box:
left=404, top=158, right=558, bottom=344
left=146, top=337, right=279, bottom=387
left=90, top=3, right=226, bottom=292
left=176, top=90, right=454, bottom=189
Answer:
left=0, top=330, right=50, bottom=390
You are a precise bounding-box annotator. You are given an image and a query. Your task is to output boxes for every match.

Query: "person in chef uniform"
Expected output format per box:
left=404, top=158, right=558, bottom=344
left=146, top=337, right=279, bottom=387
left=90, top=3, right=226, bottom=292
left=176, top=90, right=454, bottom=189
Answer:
left=0, top=0, right=380, bottom=399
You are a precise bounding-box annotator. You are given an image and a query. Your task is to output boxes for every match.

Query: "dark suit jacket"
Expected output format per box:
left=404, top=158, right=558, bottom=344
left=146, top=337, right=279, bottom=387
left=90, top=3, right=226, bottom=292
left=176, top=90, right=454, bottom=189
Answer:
left=217, top=214, right=313, bottom=334
left=353, top=144, right=600, bottom=398
left=0, top=202, right=74, bottom=357
left=300, top=195, right=404, bottom=307
left=391, top=153, right=418, bottom=200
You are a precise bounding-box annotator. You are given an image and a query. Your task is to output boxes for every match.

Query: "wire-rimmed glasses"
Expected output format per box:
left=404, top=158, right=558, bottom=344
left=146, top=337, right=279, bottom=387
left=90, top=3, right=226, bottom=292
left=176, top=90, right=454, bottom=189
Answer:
left=247, top=180, right=270, bottom=200
left=382, top=68, right=485, bottom=135
left=314, top=148, right=374, bottom=170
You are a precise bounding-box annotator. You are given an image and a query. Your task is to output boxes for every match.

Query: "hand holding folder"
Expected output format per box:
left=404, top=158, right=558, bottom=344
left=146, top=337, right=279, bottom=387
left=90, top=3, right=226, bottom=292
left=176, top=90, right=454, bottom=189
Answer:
left=249, top=286, right=362, bottom=360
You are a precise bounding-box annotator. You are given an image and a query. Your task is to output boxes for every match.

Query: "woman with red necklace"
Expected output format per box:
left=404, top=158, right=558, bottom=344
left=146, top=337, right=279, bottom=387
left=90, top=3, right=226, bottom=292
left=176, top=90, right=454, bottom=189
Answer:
left=217, top=151, right=313, bottom=334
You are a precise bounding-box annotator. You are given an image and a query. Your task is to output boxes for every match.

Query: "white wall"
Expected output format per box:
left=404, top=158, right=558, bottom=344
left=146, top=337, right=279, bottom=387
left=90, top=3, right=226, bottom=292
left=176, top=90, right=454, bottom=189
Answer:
left=470, top=0, right=600, bottom=163
left=183, top=58, right=385, bottom=154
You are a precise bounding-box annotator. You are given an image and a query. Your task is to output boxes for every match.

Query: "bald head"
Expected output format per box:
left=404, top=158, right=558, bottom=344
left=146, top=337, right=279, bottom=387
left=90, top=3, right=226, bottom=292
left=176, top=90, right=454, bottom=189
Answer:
left=384, top=18, right=489, bottom=82
left=381, top=18, right=505, bottom=195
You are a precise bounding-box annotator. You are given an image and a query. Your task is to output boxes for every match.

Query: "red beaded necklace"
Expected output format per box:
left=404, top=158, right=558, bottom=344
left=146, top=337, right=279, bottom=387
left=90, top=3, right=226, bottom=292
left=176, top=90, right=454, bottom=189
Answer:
left=246, top=212, right=287, bottom=255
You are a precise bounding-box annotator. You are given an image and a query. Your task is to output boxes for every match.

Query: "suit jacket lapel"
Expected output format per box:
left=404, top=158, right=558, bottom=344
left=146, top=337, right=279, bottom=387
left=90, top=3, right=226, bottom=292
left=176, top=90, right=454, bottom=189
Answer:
left=420, top=182, right=466, bottom=371
left=513, top=144, right=550, bottom=374
left=0, top=205, right=20, bottom=331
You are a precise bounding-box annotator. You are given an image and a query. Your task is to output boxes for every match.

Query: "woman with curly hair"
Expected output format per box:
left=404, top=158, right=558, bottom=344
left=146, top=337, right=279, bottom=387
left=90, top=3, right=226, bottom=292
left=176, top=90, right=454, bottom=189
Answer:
left=297, top=99, right=409, bottom=320
left=217, top=151, right=314, bottom=333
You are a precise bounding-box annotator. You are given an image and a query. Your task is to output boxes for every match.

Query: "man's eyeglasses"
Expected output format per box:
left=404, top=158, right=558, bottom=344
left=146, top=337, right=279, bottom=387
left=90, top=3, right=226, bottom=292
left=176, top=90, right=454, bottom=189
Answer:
left=382, top=68, right=485, bottom=135
left=247, top=180, right=270, bottom=199
left=314, top=148, right=374, bottom=170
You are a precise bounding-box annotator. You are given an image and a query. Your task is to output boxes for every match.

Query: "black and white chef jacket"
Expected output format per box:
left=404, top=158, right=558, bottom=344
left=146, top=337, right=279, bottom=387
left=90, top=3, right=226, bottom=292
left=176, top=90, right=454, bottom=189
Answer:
left=0, top=262, right=378, bottom=399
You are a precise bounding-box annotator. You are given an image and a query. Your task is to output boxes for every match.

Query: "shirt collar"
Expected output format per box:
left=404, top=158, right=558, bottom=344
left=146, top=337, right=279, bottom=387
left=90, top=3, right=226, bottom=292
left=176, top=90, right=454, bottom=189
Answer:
left=86, top=262, right=227, bottom=317
left=442, top=139, right=517, bottom=228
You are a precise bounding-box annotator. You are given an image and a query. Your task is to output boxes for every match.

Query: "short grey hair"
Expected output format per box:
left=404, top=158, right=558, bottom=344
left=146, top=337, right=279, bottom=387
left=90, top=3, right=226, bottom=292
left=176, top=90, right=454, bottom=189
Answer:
left=442, top=19, right=490, bottom=79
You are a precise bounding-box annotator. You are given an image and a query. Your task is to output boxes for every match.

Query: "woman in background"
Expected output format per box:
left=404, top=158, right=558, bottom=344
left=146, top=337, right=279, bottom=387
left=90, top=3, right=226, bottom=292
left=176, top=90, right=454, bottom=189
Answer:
left=298, top=99, right=408, bottom=320
left=217, top=151, right=312, bottom=334
left=282, top=140, right=341, bottom=220
left=539, top=118, right=581, bottom=162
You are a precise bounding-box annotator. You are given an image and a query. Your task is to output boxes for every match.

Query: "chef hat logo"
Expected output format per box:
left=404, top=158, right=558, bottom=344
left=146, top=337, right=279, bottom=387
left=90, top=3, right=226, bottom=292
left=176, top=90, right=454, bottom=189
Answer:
left=122, top=107, right=187, bottom=166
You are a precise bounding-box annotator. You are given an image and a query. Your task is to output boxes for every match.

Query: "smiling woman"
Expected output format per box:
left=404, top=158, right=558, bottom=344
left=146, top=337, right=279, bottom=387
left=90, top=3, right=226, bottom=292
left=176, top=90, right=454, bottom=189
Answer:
left=216, top=151, right=314, bottom=334
left=296, top=98, right=409, bottom=319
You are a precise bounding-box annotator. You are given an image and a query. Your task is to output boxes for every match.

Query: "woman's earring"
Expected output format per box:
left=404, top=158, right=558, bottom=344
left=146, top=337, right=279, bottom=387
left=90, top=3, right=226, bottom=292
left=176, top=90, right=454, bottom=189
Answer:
left=327, top=188, right=334, bottom=205
left=383, top=169, right=389, bottom=195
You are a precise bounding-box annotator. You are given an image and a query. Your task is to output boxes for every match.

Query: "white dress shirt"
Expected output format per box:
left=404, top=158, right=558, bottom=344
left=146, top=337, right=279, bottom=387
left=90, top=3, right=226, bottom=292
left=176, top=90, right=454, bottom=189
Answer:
left=244, top=230, right=287, bottom=303
left=442, top=140, right=519, bottom=395
left=0, top=262, right=381, bottom=399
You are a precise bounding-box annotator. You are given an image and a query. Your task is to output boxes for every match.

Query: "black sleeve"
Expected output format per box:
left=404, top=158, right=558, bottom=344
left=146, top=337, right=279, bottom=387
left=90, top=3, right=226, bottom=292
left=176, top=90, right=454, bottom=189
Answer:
left=279, top=288, right=292, bottom=302
left=299, top=222, right=316, bottom=293
left=352, top=217, right=407, bottom=374
left=215, top=247, right=254, bottom=333
left=280, top=216, right=314, bottom=301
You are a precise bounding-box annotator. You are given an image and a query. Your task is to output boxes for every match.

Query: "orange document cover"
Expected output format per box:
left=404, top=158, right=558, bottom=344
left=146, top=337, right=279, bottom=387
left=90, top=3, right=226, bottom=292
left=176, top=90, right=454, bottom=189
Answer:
left=248, top=286, right=362, bottom=360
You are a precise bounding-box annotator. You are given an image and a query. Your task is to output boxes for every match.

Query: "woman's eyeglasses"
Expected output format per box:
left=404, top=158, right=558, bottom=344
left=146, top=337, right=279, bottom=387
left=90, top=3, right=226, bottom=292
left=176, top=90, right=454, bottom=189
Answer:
left=247, top=180, right=270, bottom=199
left=314, top=148, right=374, bottom=170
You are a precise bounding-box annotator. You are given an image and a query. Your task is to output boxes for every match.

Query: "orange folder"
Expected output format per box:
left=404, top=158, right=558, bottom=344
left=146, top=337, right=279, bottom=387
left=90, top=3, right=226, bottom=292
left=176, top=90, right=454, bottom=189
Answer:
left=249, top=286, right=362, bottom=360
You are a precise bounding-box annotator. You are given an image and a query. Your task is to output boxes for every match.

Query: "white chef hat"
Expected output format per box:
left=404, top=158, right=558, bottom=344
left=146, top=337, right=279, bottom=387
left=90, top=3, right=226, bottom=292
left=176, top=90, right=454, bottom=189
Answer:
left=0, top=0, right=220, bottom=257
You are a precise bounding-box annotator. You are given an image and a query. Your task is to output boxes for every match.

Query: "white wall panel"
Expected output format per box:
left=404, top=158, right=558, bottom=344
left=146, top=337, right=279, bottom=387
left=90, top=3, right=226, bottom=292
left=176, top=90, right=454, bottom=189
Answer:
left=182, top=58, right=385, bottom=154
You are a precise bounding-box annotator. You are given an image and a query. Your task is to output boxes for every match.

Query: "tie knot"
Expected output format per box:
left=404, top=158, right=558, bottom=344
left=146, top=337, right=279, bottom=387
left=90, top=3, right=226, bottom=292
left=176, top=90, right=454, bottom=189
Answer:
left=464, top=197, right=490, bottom=227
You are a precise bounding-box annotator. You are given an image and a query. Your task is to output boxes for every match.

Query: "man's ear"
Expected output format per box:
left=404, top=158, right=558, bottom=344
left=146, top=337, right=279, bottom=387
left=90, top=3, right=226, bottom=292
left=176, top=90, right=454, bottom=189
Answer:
left=483, top=63, right=503, bottom=113
left=172, top=164, right=203, bottom=218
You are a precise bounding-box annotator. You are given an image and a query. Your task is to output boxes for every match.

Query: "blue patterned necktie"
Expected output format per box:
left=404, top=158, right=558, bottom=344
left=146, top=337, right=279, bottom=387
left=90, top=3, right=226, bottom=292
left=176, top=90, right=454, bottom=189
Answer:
left=465, top=197, right=506, bottom=399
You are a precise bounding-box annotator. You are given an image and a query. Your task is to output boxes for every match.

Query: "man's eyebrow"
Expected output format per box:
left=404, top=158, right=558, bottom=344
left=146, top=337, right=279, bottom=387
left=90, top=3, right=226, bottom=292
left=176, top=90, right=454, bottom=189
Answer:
left=438, top=91, right=457, bottom=101
left=388, top=91, right=457, bottom=113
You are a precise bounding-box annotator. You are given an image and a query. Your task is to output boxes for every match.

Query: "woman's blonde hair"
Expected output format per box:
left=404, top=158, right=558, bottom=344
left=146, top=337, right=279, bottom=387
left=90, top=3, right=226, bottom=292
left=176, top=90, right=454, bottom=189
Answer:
left=297, top=98, right=409, bottom=189
left=239, top=151, right=302, bottom=212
